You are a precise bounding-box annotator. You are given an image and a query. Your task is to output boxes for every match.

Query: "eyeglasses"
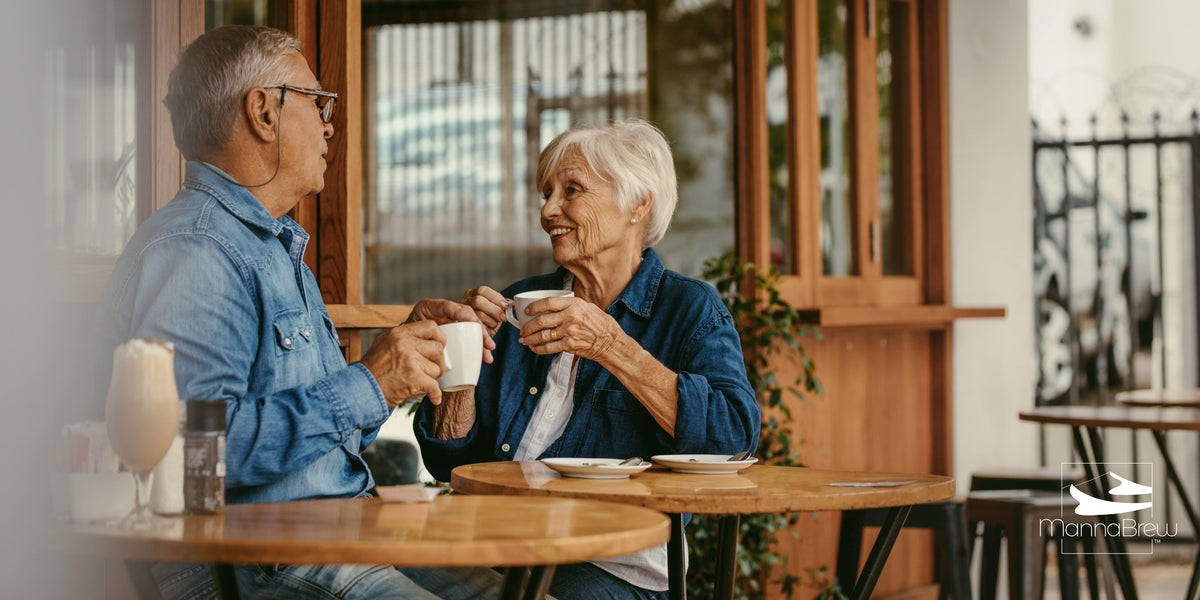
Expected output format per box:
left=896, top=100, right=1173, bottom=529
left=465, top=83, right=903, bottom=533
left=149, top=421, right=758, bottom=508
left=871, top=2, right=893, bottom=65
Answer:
left=265, top=84, right=338, bottom=124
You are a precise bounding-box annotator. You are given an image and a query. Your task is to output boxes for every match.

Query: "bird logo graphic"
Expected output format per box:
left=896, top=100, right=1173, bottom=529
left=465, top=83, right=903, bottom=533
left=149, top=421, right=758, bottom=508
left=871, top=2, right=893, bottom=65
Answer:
left=1069, top=472, right=1153, bottom=516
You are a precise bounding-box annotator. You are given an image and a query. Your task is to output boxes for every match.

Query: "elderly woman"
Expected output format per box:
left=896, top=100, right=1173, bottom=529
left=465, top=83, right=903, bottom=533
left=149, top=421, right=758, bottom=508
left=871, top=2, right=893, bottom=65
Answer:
left=412, top=120, right=759, bottom=599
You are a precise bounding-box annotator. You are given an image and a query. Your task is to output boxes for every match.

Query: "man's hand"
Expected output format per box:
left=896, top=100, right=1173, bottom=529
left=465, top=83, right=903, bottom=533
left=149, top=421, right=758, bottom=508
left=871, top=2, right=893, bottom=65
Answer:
left=406, top=298, right=497, bottom=363
left=360, top=320, right=447, bottom=407
left=460, top=286, right=511, bottom=337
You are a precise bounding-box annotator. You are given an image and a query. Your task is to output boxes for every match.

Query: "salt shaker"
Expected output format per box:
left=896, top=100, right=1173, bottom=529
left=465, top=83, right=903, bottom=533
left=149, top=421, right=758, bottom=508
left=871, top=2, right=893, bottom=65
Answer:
left=184, top=400, right=225, bottom=515
left=149, top=402, right=185, bottom=515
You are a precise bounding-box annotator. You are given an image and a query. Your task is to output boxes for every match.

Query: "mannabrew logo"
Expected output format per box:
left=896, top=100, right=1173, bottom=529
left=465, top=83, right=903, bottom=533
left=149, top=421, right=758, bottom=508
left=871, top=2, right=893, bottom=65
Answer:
left=1038, top=462, right=1178, bottom=555
left=1069, top=472, right=1153, bottom=515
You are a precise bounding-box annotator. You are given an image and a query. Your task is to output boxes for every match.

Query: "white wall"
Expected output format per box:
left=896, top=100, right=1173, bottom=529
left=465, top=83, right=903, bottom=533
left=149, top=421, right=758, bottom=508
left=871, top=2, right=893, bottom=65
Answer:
left=949, top=0, right=1040, bottom=487
left=1032, top=0, right=1200, bottom=135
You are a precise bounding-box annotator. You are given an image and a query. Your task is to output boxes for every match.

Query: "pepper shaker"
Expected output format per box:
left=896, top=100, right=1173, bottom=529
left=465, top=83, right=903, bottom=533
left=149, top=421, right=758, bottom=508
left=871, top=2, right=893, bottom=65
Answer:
left=183, top=400, right=225, bottom=515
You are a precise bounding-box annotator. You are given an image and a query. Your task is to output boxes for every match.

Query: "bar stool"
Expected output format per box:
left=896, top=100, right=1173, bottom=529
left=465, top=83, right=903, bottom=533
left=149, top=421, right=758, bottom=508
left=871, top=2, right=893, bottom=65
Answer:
left=970, top=467, right=1083, bottom=494
left=966, top=490, right=1109, bottom=600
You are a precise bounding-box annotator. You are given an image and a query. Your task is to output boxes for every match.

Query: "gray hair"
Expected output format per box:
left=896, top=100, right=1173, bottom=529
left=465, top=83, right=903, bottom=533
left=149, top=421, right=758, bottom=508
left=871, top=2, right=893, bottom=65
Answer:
left=536, top=120, right=678, bottom=249
left=164, top=25, right=302, bottom=160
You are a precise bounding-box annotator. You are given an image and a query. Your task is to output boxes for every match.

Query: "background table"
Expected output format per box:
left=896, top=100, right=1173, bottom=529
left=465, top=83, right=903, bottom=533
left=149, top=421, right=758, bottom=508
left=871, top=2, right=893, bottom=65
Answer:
left=1020, top=405, right=1200, bottom=600
left=1115, top=388, right=1200, bottom=408
left=56, top=494, right=670, bottom=600
left=451, top=461, right=955, bottom=600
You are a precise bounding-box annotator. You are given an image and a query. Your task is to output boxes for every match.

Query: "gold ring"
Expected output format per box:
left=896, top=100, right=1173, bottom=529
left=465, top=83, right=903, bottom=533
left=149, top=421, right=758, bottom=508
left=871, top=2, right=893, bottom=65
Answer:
left=551, top=328, right=557, bottom=340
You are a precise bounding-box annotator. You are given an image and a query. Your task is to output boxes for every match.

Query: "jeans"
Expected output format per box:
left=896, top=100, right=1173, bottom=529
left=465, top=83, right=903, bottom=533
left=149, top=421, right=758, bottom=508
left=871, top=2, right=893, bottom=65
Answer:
left=152, top=562, right=448, bottom=600
left=400, top=563, right=667, bottom=600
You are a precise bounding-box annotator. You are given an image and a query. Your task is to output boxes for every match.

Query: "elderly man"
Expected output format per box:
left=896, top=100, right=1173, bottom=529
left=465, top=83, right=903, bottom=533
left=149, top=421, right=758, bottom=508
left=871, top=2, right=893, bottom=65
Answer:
left=94, top=25, right=495, bottom=599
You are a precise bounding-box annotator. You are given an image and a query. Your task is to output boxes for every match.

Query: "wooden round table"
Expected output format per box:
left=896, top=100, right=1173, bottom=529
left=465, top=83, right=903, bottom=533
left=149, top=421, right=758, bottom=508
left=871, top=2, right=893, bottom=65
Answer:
left=57, top=495, right=670, bottom=600
left=452, top=461, right=955, bottom=600
left=1114, top=387, right=1200, bottom=408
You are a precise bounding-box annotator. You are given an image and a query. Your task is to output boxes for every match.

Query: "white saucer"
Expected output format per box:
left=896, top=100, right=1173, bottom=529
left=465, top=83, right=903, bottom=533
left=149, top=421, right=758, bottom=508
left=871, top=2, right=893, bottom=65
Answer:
left=651, top=454, right=758, bottom=475
left=540, top=458, right=652, bottom=479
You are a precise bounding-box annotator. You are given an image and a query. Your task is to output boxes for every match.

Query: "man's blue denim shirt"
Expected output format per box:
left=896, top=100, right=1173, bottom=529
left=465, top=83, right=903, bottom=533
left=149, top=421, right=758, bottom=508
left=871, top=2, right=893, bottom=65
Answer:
left=95, top=162, right=391, bottom=504
left=415, top=249, right=760, bottom=482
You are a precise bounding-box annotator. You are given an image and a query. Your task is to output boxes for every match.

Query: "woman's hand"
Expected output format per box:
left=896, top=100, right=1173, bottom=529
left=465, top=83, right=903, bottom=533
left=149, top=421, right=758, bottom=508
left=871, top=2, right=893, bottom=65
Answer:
left=461, top=286, right=511, bottom=337
left=518, top=296, right=624, bottom=362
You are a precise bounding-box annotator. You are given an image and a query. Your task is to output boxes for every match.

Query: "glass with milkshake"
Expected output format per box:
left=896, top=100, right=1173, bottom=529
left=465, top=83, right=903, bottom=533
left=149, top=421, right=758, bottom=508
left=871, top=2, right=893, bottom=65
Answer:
left=104, top=337, right=180, bottom=528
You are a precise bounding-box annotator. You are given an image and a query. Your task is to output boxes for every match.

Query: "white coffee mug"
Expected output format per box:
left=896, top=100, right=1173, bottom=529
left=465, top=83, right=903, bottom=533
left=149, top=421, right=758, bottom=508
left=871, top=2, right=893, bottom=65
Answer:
left=505, top=290, right=575, bottom=329
left=438, top=321, right=483, bottom=392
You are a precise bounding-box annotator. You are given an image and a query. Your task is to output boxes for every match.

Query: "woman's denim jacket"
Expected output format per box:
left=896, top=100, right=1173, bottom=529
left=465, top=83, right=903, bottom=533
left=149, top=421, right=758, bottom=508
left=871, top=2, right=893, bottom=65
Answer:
left=415, top=249, right=760, bottom=482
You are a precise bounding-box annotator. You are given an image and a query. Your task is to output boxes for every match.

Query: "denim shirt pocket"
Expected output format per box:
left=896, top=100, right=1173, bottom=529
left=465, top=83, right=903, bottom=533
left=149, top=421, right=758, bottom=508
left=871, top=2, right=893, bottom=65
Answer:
left=320, top=312, right=340, bottom=345
left=577, top=387, right=657, bottom=457
left=272, top=309, right=321, bottom=386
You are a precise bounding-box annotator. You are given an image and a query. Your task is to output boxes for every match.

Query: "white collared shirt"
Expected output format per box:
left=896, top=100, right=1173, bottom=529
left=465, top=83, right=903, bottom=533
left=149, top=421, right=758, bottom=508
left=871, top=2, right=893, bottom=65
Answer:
left=510, top=273, right=674, bottom=592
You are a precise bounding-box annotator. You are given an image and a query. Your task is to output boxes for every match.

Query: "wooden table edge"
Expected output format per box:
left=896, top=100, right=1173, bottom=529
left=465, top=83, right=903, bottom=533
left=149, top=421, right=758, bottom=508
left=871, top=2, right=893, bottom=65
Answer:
left=451, top=464, right=956, bottom=514
left=52, top=497, right=671, bottom=567
left=1019, top=408, right=1200, bottom=431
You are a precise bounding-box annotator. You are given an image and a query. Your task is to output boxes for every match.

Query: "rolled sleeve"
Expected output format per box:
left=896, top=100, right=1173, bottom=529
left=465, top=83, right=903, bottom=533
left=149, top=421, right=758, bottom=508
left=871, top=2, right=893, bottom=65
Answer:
left=325, top=362, right=390, bottom=436
left=659, top=314, right=759, bottom=456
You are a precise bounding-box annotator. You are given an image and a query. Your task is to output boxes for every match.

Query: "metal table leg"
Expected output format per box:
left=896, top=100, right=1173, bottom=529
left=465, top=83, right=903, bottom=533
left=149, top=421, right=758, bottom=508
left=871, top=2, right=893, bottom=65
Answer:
left=714, top=515, right=740, bottom=599
left=212, top=564, right=242, bottom=600
left=1070, top=426, right=1138, bottom=600
left=848, top=505, right=911, bottom=600
left=1149, top=431, right=1200, bottom=600
left=668, top=514, right=686, bottom=600
left=500, top=567, right=532, bottom=600
left=522, top=565, right=556, bottom=600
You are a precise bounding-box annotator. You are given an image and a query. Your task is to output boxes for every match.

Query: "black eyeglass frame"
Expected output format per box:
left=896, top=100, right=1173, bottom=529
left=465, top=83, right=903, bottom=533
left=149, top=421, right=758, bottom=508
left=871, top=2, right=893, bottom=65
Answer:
left=265, top=84, right=338, bottom=123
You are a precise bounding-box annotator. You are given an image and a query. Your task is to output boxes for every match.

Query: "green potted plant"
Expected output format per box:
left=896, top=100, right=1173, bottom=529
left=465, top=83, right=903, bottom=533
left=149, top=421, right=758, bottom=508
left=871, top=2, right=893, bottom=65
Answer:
left=687, top=250, right=823, bottom=599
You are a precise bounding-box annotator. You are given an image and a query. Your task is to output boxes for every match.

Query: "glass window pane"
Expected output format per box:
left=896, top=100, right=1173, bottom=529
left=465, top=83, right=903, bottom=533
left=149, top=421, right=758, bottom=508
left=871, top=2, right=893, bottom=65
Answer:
left=647, top=1, right=736, bottom=278
left=765, top=0, right=792, bottom=273
left=47, top=5, right=139, bottom=256
left=363, top=2, right=735, bottom=304
left=819, top=0, right=854, bottom=276
left=878, top=0, right=913, bottom=276
left=206, top=0, right=270, bottom=29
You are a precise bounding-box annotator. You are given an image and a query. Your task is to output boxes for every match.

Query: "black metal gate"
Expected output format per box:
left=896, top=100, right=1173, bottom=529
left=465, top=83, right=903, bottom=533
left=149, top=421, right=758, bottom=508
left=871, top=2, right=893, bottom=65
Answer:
left=1032, top=112, right=1200, bottom=406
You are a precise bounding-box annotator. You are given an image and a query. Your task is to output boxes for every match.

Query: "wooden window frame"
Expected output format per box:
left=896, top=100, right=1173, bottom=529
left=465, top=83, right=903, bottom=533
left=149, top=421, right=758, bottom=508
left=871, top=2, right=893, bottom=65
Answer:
left=737, top=0, right=957, bottom=320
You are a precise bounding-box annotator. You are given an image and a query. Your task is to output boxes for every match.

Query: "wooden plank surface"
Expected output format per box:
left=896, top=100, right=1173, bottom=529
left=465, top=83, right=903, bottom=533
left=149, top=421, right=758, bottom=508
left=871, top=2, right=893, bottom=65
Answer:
left=325, top=303, right=412, bottom=329
left=733, top=0, right=770, bottom=287
left=59, top=496, right=669, bottom=567
left=795, top=304, right=1005, bottom=328
left=452, top=462, right=955, bottom=515
left=788, top=0, right=819, bottom=307
left=316, top=0, right=362, bottom=307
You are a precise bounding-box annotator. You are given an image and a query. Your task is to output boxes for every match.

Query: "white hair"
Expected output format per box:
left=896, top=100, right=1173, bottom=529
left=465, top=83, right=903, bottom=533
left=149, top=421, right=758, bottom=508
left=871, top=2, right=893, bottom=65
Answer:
left=536, top=119, right=678, bottom=249
left=164, top=25, right=302, bottom=160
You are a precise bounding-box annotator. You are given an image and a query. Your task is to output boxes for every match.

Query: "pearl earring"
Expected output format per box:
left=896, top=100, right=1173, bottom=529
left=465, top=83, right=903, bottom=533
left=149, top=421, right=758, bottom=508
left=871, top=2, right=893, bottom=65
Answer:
left=631, top=217, right=637, bottom=224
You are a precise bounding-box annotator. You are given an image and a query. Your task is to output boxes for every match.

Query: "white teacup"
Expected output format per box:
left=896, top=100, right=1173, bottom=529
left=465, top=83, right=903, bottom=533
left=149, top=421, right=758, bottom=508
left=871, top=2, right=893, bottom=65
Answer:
left=505, top=290, right=575, bottom=329
left=438, top=322, right=483, bottom=392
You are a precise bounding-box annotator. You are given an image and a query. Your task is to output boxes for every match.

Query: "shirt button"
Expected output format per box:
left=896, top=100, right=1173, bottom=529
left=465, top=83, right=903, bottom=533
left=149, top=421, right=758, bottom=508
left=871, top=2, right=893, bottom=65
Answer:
left=547, top=412, right=555, bottom=418
left=529, top=387, right=538, bottom=395
left=283, top=337, right=293, bottom=348
left=501, top=443, right=511, bottom=452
